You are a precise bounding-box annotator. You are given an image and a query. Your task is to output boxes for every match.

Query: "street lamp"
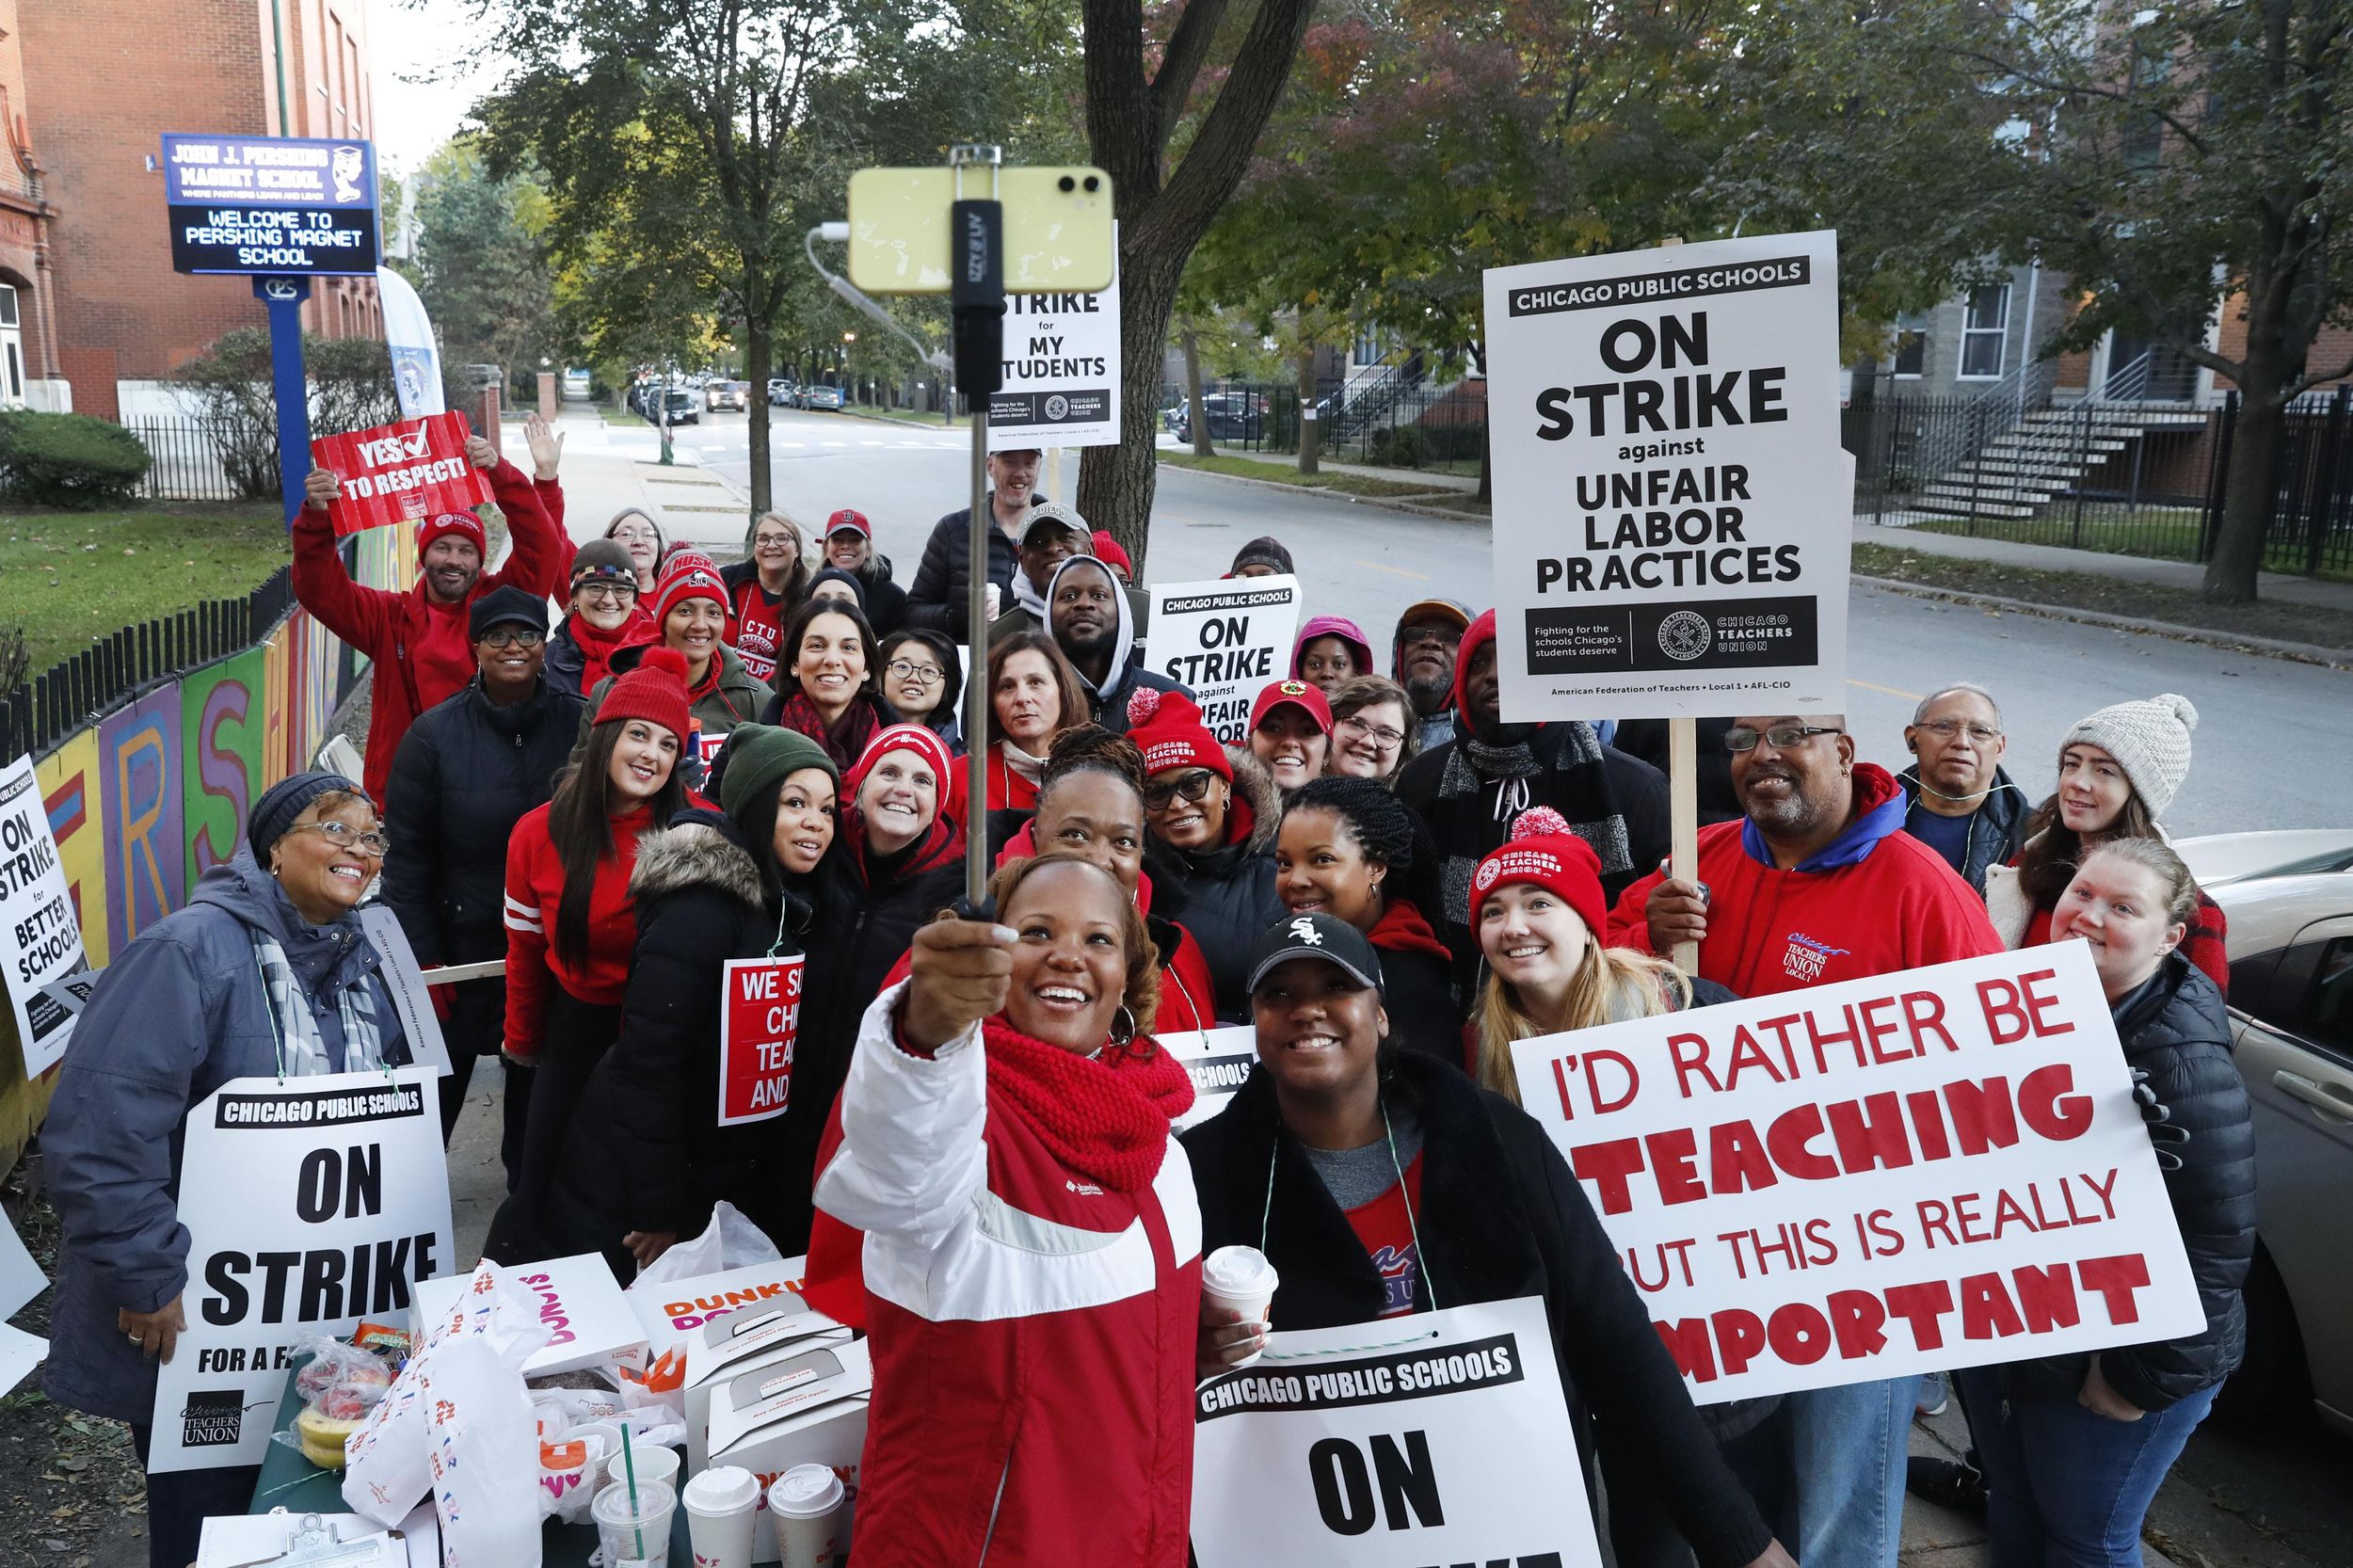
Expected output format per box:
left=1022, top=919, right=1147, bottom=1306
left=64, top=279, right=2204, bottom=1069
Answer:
left=842, top=331, right=856, bottom=405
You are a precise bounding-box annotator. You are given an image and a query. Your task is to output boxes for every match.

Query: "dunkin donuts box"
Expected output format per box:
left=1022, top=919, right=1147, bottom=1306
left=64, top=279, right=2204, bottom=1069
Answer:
left=703, top=1338, right=872, bottom=1561
left=408, top=1253, right=647, bottom=1376
left=627, top=1256, right=811, bottom=1363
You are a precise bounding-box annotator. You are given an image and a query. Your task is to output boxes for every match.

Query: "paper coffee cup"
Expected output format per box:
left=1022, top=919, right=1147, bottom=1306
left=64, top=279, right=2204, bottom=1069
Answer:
left=682, top=1465, right=760, bottom=1568
left=1202, top=1245, right=1279, bottom=1367
left=610, top=1441, right=680, bottom=1496
left=768, top=1464, right=845, bottom=1568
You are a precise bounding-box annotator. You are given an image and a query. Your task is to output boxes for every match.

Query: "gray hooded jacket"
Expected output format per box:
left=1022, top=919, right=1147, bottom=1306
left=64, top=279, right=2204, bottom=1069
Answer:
left=1045, top=553, right=1188, bottom=734
left=40, top=852, right=408, bottom=1421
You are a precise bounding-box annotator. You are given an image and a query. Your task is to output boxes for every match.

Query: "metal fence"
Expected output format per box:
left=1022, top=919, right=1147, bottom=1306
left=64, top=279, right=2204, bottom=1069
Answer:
left=1164, top=376, right=1490, bottom=475
left=0, top=565, right=296, bottom=762
left=1842, top=385, right=2353, bottom=579
left=126, top=417, right=272, bottom=503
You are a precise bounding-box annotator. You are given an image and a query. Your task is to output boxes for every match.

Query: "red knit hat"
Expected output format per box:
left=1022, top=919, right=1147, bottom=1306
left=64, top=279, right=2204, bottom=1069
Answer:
left=1091, top=530, right=1133, bottom=580
left=1452, top=608, right=1497, bottom=717
left=1127, top=688, right=1231, bottom=779
left=1470, top=806, right=1608, bottom=938
left=847, top=721, right=956, bottom=797
left=418, top=511, right=485, bottom=556
left=596, top=646, right=693, bottom=740
left=1249, top=678, right=1333, bottom=736
left=648, top=559, right=728, bottom=628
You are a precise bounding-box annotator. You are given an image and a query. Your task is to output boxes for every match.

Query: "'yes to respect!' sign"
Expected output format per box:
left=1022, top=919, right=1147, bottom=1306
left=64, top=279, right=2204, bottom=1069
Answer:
left=311, top=412, right=489, bottom=536
left=1510, top=944, right=2203, bottom=1400
left=718, top=956, right=805, bottom=1126
left=151, top=1067, right=454, bottom=1471
left=1193, top=1295, right=1601, bottom=1568
left=1144, top=577, right=1301, bottom=745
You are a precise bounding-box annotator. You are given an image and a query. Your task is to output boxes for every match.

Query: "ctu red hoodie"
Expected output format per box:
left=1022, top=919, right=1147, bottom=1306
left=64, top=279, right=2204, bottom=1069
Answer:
left=1606, top=764, right=2003, bottom=995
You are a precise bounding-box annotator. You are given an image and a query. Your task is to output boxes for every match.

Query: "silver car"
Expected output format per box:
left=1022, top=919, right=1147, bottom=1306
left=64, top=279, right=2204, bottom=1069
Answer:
left=2185, top=833, right=2353, bottom=1436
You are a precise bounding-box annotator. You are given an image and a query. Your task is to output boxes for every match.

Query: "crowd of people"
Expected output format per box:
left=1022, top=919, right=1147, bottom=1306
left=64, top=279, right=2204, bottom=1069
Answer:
left=36, top=432, right=2251, bottom=1568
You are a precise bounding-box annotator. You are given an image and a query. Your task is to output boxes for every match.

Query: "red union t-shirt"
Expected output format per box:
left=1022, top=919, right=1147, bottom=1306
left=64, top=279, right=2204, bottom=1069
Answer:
left=1342, top=1153, right=1425, bottom=1319
left=731, top=578, right=786, bottom=683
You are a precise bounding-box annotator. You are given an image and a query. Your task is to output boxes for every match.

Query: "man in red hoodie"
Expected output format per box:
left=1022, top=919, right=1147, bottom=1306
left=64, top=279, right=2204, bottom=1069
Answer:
left=297, top=434, right=564, bottom=806
left=1606, top=714, right=2002, bottom=1568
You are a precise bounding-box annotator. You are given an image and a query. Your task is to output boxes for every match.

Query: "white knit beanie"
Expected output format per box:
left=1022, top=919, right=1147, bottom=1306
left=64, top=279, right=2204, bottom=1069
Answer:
left=2060, top=693, right=2198, bottom=819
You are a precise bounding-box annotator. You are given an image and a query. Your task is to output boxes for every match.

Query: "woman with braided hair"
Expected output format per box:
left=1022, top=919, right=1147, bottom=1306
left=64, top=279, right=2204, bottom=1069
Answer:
left=1274, top=775, right=1465, bottom=1060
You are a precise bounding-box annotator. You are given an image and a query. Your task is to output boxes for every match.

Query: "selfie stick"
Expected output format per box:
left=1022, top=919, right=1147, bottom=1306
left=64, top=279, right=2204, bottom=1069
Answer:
left=949, top=144, right=1006, bottom=909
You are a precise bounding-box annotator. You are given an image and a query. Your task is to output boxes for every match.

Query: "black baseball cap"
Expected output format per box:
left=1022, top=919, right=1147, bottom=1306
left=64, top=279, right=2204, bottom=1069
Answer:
left=468, top=585, right=548, bottom=640
left=1246, top=912, right=1385, bottom=996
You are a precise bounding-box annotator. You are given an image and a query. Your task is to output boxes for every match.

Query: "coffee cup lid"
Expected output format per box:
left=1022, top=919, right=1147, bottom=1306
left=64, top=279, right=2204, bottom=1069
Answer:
left=769, top=1463, right=845, bottom=1515
left=1203, top=1244, right=1278, bottom=1295
left=683, top=1465, right=760, bottom=1512
left=591, top=1479, right=674, bottom=1525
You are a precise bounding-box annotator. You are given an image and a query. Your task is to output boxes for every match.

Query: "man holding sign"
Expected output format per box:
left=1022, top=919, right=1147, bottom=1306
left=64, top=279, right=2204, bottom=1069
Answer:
left=296, top=427, right=563, bottom=805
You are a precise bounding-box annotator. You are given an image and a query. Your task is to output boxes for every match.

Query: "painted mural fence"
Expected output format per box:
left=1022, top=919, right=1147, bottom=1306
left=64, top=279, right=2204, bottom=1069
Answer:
left=0, top=521, right=417, bottom=1167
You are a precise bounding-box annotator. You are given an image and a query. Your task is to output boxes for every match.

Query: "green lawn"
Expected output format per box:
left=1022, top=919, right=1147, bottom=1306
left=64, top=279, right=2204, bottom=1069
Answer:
left=1, top=504, right=291, bottom=673
left=1906, top=504, right=2348, bottom=583
left=1158, top=449, right=1475, bottom=502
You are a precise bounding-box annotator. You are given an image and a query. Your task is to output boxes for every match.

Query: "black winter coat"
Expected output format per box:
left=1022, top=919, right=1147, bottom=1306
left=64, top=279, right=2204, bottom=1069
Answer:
left=380, top=678, right=584, bottom=1053
left=1895, top=761, right=2031, bottom=894
left=903, top=491, right=1039, bottom=637
left=1143, top=747, right=1287, bottom=1022
left=2003, top=954, right=2255, bottom=1411
left=1183, top=1052, right=1774, bottom=1568
left=853, top=555, right=908, bottom=638
left=1613, top=718, right=1741, bottom=825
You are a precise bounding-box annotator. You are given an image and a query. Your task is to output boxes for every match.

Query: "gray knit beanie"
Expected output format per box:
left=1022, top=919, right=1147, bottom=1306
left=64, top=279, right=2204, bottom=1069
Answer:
left=2060, top=693, right=2198, bottom=819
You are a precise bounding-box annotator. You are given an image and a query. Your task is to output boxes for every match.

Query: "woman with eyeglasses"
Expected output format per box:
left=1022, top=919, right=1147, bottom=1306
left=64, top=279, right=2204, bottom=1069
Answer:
left=602, top=508, right=666, bottom=594
left=547, top=540, right=658, bottom=697
left=1985, top=694, right=2230, bottom=989
left=984, top=630, right=1092, bottom=817
left=43, top=773, right=414, bottom=1568
left=487, top=653, right=694, bottom=1263
left=1185, top=912, right=1795, bottom=1568
left=719, top=512, right=812, bottom=685
left=1127, top=686, right=1288, bottom=1020
left=873, top=628, right=964, bottom=747
left=585, top=558, right=769, bottom=774
left=760, top=597, right=895, bottom=773
left=1324, top=674, right=1419, bottom=784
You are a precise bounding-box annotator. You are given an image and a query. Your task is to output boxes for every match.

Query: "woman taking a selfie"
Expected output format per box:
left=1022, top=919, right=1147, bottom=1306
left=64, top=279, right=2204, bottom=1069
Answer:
left=815, top=853, right=1198, bottom=1565
left=1186, top=913, right=1794, bottom=1568
left=1961, top=838, right=2252, bottom=1568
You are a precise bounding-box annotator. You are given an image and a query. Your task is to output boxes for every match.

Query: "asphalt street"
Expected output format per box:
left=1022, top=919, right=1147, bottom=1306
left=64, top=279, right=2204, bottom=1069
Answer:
left=649, top=404, right=2353, bottom=837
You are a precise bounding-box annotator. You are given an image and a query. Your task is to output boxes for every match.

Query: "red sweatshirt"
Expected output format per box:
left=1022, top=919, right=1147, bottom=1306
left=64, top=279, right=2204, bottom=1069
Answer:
left=501, top=800, right=655, bottom=1058
left=1606, top=764, right=2004, bottom=996
left=292, top=458, right=562, bottom=804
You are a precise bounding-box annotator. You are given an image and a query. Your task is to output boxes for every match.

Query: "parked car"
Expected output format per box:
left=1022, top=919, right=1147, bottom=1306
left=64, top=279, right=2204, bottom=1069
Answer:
left=2187, top=832, right=2353, bottom=1435
left=561, top=367, right=592, bottom=401
left=800, top=384, right=844, bottom=411
left=769, top=378, right=796, bottom=405
left=1174, top=392, right=1264, bottom=444
left=659, top=388, right=700, bottom=425
left=706, top=380, right=748, bottom=411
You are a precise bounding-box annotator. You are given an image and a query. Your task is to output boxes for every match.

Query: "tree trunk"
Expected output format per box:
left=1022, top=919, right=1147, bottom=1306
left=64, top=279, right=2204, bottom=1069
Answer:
left=1296, top=344, right=1320, bottom=474
left=1181, top=329, right=1212, bottom=459
left=745, top=289, right=774, bottom=520
left=2203, top=386, right=2285, bottom=602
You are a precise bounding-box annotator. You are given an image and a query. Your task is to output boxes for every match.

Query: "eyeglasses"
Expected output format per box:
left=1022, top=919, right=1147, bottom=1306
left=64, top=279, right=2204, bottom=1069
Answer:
left=1724, top=724, right=1845, bottom=753
left=1336, top=714, right=1405, bottom=750
left=577, top=583, right=636, bottom=604
left=885, top=659, right=944, bottom=685
left=754, top=534, right=796, bottom=550
left=1143, top=770, right=1220, bottom=811
left=610, top=525, right=659, bottom=543
left=478, top=627, right=544, bottom=648
left=285, top=821, right=392, bottom=857
left=1916, top=721, right=2002, bottom=744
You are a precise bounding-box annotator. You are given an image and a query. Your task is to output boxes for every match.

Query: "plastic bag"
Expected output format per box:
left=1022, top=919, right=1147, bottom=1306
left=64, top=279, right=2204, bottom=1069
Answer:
left=425, top=1336, right=543, bottom=1567
left=626, top=1202, right=781, bottom=1293
left=269, top=1335, right=399, bottom=1470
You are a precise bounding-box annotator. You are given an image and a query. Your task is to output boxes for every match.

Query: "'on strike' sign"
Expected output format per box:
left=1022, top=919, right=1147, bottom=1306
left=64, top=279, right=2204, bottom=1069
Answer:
left=718, top=956, right=804, bottom=1126
left=1510, top=943, right=2203, bottom=1400
left=1143, top=577, right=1301, bottom=746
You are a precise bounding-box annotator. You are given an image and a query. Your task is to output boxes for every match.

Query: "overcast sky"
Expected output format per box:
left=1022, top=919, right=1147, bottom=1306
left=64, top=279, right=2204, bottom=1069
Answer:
left=368, top=0, right=504, bottom=177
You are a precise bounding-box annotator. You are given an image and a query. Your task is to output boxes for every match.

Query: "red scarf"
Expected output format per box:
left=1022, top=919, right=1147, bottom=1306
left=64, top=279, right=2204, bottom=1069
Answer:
left=981, top=1017, right=1194, bottom=1192
left=566, top=612, right=658, bottom=693
left=775, top=690, right=882, bottom=773
left=1368, top=897, right=1455, bottom=962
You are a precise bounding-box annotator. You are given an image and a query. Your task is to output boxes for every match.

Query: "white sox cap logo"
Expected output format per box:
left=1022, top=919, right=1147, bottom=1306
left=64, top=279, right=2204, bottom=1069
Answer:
left=1288, top=917, right=1322, bottom=945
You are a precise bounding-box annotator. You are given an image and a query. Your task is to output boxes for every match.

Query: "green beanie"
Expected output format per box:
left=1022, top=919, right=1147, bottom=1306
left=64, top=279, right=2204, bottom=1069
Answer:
left=717, top=725, right=840, bottom=836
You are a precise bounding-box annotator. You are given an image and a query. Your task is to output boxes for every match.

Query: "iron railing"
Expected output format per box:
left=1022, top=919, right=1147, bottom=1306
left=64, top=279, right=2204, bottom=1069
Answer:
left=1166, top=376, right=1488, bottom=474
left=126, top=417, right=275, bottom=503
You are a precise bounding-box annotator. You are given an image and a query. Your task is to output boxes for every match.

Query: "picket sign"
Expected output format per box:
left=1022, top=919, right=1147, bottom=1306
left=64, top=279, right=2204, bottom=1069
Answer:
left=0, top=753, right=86, bottom=1076
left=354, top=905, right=452, bottom=1079
left=311, top=411, right=490, bottom=536
left=1510, top=942, right=2204, bottom=1401
left=986, top=223, right=1121, bottom=451
left=1157, top=1026, right=1257, bottom=1131
left=1142, top=576, right=1302, bottom=746
left=717, top=955, right=806, bottom=1127
left=150, top=1066, right=455, bottom=1472
left=1192, top=1295, right=1601, bottom=1568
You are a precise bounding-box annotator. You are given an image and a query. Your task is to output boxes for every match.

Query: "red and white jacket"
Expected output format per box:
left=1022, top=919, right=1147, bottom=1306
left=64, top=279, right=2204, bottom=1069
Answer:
left=501, top=801, right=655, bottom=1057
left=813, top=984, right=1200, bottom=1567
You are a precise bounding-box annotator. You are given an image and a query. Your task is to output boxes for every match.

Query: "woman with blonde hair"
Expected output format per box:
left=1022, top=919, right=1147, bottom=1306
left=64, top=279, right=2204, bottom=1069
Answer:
left=1469, top=808, right=1728, bottom=1099
left=720, top=511, right=812, bottom=683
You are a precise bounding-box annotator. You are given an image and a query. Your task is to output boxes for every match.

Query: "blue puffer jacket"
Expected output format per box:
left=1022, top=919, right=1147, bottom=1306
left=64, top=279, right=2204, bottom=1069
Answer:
left=40, top=853, right=409, bottom=1422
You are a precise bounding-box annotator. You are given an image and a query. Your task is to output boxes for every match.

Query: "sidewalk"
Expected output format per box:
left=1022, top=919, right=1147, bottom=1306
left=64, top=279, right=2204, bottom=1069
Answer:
left=499, top=407, right=751, bottom=553
left=1203, top=441, right=1481, bottom=493
left=1856, top=520, right=2353, bottom=613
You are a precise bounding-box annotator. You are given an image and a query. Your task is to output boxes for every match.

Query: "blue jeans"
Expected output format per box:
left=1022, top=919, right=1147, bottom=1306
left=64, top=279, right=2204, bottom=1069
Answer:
left=1785, top=1375, right=1913, bottom=1568
left=1958, top=1368, right=2217, bottom=1568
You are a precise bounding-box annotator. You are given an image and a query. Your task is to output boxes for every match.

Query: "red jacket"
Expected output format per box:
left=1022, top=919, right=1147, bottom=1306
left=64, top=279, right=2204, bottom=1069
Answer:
left=1606, top=764, right=2004, bottom=995
left=814, top=987, right=1199, bottom=1568
left=501, top=800, right=656, bottom=1057
left=292, top=458, right=562, bottom=804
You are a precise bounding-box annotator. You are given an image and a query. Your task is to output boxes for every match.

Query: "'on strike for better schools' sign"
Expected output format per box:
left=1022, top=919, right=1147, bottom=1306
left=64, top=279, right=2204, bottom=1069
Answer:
left=1510, top=943, right=2203, bottom=1400
left=1482, top=232, right=1849, bottom=722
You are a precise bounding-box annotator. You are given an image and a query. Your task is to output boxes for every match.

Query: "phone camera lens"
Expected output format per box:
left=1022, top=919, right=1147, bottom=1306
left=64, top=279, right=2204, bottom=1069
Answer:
left=1058, top=175, right=1076, bottom=192
left=1082, top=175, right=1101, bottom=192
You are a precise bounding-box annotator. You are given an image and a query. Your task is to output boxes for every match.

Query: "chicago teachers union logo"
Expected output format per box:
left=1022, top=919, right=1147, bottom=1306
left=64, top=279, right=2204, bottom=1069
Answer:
left=180, top=1389, right=249, bottom=1448
left=1782, top=932, right=1851, bottom=984
left=1657, top=610, right=1711, bottom=662
left=1043, top=393, right=1070, bottom=422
